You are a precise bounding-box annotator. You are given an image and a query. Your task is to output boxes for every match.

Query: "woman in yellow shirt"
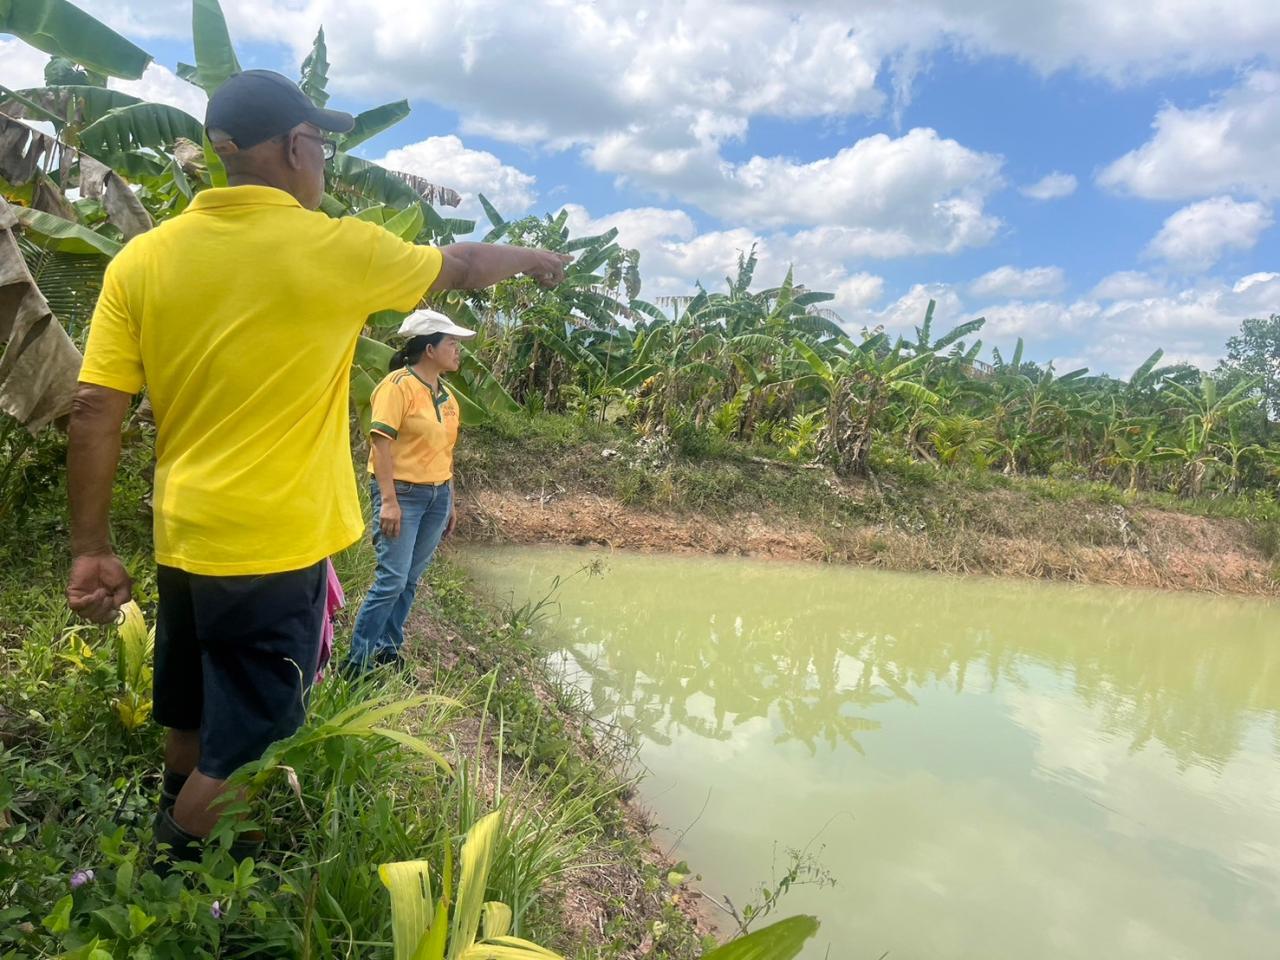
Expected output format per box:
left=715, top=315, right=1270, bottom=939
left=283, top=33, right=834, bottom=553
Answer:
left=343, top=309, right=472, bottom=674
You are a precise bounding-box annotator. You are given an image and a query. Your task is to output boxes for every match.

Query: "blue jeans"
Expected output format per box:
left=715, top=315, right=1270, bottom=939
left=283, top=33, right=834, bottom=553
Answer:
left=346, top=478, right=452, bottom=669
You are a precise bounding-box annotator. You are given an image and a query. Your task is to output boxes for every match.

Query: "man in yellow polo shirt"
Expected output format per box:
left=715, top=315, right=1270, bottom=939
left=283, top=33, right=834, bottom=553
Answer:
left=65, top=69, right=567, bottom=864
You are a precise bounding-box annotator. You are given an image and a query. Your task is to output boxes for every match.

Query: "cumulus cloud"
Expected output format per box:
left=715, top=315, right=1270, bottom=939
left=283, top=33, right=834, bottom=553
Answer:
left=859, top=272, right=1280, bottom=375
left=634, top=129, right=1001, bottom=241
left=852, top=0, right=1280, bottom=80
left=1091, top=271, right=1168, bottom=301
left=0, top=37, right=54, bottom=90
left=63, top=0, right=1280, bottom=86
left=1233, top=271, right=1279, bottom=293
left=970, top=266, right=1067, bottom=299
left=1020, top=172, right=1077, bottom=200
left=584, top=128, right=1004, bottom=254
left=110, top=64, right=207, bottom=119
left=375, top=135, right=537, bottom=224
left=560, top=203, right=886, bottom=316
left=1144, top=196, right=1274, bottom=271
left=1099, top=71, right=1280, bottom=201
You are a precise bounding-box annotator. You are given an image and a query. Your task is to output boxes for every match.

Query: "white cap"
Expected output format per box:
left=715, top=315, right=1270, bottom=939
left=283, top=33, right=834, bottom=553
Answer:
left=396, top=308, right=476, bottom=339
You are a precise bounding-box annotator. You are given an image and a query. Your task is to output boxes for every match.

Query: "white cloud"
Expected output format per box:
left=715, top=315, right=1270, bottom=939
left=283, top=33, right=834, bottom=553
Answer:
left=110, top=64, right=207, bottom=119
left=841, top=271, right=1280, bottom=376
left=1091, top=271, right=1167, bottom=301
left=376, top=135, right=537, bottom=225
left=1099, top=71, right=1280, bottom=201
left=970, top=265, right=1067, bottom=299
left=62, top=0, right=1280, bottom=87
left=0, top=37, right=54, bottom=91
left=1144, top=196, right=1274, bottom=271
left=660, top=129, right=1003, bottom=243
left=975, top=300, right=1101, bottom=339
left=1020, top=172, right=1077, bottom=200
left=43, top=3, right=1003, bottom=255
left=560, top=203, right=887, bottom=317
left=1234, top=271, right=1279, bottom=293
left=854, top=0, right=1280, bottom=81
left=833, top=274, right=887, bottom=313
left=584, top=128, right=1004, bottom=254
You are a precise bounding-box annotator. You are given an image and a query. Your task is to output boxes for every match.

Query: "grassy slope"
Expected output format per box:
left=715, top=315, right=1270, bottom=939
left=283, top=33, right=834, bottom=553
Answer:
left=0, top=425, right=713, bottom=959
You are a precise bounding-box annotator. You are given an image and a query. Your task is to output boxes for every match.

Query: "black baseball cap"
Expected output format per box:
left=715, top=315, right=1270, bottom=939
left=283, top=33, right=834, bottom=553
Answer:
left=204, top=69, right=354, bottom=150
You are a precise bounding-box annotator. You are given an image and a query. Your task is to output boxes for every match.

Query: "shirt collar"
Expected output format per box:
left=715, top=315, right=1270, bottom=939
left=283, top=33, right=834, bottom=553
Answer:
left=406, top=366, right=450, bottom=406
left=187, top=185, right=304, bottom=212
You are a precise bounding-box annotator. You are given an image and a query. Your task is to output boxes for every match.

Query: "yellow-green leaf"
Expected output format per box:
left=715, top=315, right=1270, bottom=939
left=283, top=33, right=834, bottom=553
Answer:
left=479, top=901, right=512, bottom=940
left=369, top=727, right=453, bottom=775
left=379, top=860, right=435, bottom=960
left=448, top=811, right=501, bottom=959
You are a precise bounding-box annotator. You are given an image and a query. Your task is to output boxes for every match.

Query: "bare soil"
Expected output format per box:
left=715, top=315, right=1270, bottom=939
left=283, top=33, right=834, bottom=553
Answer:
left=459, top=488, right=1279, bottom=597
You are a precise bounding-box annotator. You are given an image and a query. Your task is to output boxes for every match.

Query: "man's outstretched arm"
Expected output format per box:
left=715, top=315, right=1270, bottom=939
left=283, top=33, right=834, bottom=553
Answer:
left=431, top=243, right=571, bottom=292
left=66, top=383, right=133, bottom=623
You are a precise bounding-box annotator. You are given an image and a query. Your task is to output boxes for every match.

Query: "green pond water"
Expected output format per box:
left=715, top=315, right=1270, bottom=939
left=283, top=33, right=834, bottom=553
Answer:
left=459, top=545, right=1280, bottom=959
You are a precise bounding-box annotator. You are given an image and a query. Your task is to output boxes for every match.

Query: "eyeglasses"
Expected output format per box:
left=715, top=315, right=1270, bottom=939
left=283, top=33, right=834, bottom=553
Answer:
left=295, top=131, right=337, bottom=161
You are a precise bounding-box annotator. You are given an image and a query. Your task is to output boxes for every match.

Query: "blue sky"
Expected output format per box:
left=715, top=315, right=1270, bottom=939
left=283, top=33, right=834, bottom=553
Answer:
left=3, top=0, right=1277, bottom=376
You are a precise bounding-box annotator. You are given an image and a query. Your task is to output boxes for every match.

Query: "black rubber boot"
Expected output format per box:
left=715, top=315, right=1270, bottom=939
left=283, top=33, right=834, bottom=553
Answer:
left=152, top=807, right=202, bottom=877
left=152, top=808, right=266, bottom=876
left=160, top=769, right=188, bottom=814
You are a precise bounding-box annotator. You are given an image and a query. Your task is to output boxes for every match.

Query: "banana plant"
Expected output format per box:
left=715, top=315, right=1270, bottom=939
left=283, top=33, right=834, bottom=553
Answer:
left=0, top=0, right=151, bottom=80
left=1215, top=418, right=1267, bottom=494
left=793, top=335, right=940, bottom=475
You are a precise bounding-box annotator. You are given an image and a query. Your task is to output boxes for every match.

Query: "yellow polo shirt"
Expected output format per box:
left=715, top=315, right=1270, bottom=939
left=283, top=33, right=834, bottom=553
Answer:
left=78, top=185, right=443, bottom=575
left=367, top=367, right=461, bottom=484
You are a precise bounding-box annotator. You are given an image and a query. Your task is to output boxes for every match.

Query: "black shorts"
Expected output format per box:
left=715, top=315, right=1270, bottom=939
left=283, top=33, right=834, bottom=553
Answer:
left=153, top=561, right=326, bottom=780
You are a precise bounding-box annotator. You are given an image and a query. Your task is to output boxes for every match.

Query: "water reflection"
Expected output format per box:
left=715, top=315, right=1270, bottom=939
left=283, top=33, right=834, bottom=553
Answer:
left=513, top=557, right=1279, bottom=772
left=462, top=546, right=1280, bottom=959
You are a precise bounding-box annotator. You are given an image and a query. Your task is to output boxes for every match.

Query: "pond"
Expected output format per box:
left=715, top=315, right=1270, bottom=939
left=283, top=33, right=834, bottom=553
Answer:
left=459, top=545, right=1280, bottom=959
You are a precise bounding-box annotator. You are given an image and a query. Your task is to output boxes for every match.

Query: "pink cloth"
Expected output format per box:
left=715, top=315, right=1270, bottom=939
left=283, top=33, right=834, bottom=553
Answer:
left=315, top=559, right=346, bottom=682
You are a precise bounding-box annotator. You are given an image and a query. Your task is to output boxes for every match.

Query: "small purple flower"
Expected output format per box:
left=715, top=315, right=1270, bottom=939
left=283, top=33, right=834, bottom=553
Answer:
left=70, top=869, right=95, bottom=889
left=210, top=900, right=222, bottom=920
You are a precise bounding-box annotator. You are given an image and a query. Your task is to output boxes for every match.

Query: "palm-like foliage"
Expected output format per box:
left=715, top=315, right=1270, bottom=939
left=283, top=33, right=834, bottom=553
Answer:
left=4, top=0, right=1279, bottom=501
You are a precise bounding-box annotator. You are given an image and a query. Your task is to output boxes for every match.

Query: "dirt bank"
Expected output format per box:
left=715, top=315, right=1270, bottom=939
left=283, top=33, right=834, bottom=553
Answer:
left=459, top=487, right=1279, bottom=597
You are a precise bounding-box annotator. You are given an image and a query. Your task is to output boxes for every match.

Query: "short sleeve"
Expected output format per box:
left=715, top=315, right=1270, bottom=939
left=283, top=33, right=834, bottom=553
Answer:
left=369, top=379, right=407, bottom=440
left=345, top=218, right=444, bottom=314
left=79, top=251, right=144, bottom=394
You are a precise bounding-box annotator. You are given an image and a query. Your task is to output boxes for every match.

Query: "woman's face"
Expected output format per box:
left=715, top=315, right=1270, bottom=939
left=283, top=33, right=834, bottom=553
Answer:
left=429, top=335, right=463, bottom=372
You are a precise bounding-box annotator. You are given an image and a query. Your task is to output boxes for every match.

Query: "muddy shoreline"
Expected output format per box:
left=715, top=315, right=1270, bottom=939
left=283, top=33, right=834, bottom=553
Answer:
left=457, top=487, right=1279, bottom=597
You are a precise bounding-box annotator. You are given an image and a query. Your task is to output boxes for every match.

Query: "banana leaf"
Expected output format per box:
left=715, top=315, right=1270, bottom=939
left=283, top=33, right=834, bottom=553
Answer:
left=351, top=335, right=393, bottom=432
left=177, top=0, right=242, bottom=95
left=383, top=203, right=424, bottom=242
left=452, top=353, right=519, bottom=424
left=343, top=100, right=412, bottom=150
left=19, top=236, right=105, bottom=334
left=563, top=228, right=618, bottom=254
left=626, top=299, right=667, bottom=323
left=931, top=317, right=985, bottom=351
left=0, top=196, right=83, bottom=432
left=3, top=85, right=142, bottom=127
left=332, top=153, right=434, bottom=210
left=14, top=206, right=122, bottom=257
left=0, top=0, right=152, bottom=79
left=298, top=27, right=330, bottom=109
left=477, top=193, right=504, bottom=230
left=78, top=103, right=203, bottom=171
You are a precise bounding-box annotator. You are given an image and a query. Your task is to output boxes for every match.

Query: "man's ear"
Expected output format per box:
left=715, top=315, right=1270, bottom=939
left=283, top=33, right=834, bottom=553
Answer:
left=283, top=130, right=305, bottom=171
left=209, top=139, right=239, bottom=158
